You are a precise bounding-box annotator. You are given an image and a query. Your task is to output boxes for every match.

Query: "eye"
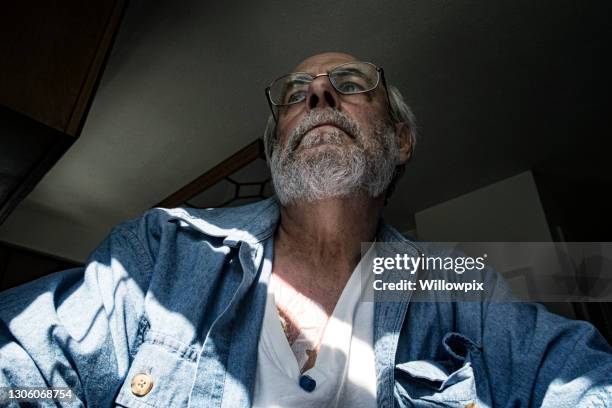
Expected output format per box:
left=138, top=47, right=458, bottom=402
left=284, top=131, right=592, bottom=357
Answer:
left=287, top=91, right=307, bottom=104
left=337, top=81, right=365, bottom=93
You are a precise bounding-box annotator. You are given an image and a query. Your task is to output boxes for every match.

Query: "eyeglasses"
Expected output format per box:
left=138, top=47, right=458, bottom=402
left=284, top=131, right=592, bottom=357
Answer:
left=265, top=61, right=391, bottom=121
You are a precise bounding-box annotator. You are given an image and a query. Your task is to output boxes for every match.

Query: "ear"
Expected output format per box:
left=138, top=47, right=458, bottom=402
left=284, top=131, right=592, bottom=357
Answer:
left=394, top=122, right=413, bottom=163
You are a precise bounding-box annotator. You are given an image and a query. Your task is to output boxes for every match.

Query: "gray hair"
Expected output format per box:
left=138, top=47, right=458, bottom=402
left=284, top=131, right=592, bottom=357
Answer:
left=262, top=85, right=417, bottom=200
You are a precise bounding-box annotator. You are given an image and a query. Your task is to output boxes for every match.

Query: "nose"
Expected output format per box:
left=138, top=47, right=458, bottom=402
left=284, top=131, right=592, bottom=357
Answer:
left=306, top=75, right=340, bottom=111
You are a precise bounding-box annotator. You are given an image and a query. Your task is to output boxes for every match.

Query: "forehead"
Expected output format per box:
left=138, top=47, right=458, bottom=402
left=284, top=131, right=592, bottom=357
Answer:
left=293, top=52, right=359, bottom=74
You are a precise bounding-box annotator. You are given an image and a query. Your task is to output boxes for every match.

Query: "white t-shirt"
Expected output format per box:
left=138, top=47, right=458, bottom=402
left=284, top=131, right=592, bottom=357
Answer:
left=252, top=247, right=377, bottom=408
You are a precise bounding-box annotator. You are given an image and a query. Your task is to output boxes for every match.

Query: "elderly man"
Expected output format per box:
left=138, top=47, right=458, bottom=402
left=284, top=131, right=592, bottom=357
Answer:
left=0, top=52, right=610, bottom=407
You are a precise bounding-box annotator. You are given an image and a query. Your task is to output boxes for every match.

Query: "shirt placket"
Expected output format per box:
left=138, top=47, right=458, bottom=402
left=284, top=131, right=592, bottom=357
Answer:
left=188, top=241, right=264, bottom=408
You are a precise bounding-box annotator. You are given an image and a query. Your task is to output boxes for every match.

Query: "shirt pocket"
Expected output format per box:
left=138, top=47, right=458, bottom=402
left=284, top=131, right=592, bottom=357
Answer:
left=114, top=329, right=199, bottom=408
left=394, top=332, right=480, bottom=408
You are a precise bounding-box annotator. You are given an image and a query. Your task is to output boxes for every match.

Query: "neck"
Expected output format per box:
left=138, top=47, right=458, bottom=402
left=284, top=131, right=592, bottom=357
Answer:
left=278, top=193, right=383, bottom=256
left=272, top=191, right=384, bottom=310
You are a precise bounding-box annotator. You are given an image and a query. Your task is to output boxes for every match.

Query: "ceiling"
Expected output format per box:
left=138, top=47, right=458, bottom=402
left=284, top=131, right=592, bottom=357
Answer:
left=0, top=0, right=609, bottom=261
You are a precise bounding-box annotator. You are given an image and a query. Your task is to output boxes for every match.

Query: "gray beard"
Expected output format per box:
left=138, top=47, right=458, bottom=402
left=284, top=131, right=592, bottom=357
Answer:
left=269, top=110, right=400, bottom=206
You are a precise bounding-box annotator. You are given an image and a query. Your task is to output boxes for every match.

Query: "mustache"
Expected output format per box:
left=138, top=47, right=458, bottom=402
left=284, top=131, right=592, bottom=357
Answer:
left=287, top=109, right=360, bottom=152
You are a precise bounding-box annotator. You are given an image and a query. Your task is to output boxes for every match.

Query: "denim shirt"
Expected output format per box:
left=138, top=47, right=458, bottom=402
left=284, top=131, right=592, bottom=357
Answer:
left=0, top=197, right=610, bottom=407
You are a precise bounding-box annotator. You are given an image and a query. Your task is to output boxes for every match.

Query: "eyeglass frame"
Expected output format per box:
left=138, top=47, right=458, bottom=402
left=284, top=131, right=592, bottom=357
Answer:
left=264, top=61, right=393, bottom=122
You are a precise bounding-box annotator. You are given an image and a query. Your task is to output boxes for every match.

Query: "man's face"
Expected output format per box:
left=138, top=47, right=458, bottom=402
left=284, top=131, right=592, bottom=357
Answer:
left=275, top=53, right=392, bottom=146
left=269, top=52, right=401, bottom=205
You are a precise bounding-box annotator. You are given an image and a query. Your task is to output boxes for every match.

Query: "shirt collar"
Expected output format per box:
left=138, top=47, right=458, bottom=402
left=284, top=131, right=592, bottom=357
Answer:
left=160, top=196, right=280, bottom=246
left=159, top=195, right=422, bottom=252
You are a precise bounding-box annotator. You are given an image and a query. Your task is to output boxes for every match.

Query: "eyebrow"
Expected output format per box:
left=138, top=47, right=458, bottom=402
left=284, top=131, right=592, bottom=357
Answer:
left=282, top=73, right=312, bottom=84
left=288, top=76, right=311, bottom=84
left=281, top=78, right=310, bottom=94
left=331, top=67, right=367, bottom=77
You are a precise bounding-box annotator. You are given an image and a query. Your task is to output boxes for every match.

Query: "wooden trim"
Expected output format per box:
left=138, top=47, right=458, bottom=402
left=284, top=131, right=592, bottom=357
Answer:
left=154, top=139, right=265, bottom=208
left=65, top=0, right=128, bottom=137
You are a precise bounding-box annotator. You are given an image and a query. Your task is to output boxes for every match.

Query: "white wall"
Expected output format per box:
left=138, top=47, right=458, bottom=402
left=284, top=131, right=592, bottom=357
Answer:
left=415, top=171, right=552, bottom=242
left=414, top=170, right=575, bottom=319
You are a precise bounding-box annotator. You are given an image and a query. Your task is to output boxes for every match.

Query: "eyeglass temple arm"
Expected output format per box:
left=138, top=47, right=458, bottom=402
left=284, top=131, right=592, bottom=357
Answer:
left=265, top=87, right=278, bottom=122
left=380, top=68, right=393, bottom=119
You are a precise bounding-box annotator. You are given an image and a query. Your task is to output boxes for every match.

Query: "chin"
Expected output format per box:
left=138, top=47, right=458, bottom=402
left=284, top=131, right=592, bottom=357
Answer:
left=304, top=142, right=344, bottom=152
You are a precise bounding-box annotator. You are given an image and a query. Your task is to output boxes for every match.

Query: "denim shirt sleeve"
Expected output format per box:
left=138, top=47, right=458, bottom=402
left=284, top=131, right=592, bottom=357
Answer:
left=0, top=218, right=155, bottom=406
left=481, top=277, right=612, bottom=407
